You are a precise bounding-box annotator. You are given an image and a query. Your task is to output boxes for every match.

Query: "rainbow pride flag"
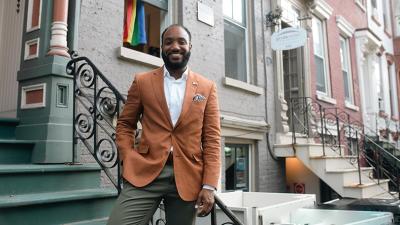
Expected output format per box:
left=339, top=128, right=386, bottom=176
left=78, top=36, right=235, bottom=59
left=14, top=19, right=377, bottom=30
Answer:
left=124, top=0, right=147, bottom=46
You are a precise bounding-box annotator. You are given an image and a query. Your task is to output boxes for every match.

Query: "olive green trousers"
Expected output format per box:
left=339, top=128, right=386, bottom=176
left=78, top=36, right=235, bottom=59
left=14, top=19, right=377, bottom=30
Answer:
left=107, top=164, right=196, bottom=225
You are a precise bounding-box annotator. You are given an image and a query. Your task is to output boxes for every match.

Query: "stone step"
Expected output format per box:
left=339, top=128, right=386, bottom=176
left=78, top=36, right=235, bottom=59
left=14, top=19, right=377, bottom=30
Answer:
left=343, top=179, right=390, bottom=199
left=326, top=167, right=375, bottom=185
left=0, top=118, right=19, bottom=139
left=310, top=155, right=358, bottom=170
left=0, top=164, right=102, bottom=195
left=0, top=188, right=117, bottom=225
left=0, top=139, right=34, bottom=164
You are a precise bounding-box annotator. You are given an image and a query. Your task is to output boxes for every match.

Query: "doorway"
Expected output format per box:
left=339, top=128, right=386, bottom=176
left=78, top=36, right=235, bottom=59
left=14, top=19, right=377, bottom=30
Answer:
left=282, top=22, right=306, bottom=133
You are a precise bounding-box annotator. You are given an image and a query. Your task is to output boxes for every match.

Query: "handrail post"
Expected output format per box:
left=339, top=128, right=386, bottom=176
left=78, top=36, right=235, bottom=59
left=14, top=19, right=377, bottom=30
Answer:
left=210, top=205, right=217, bottom=225
left=72, top=59, right=77, bottom=164
left=335, top=109, right=341, bottom=156
left=321, top=106, right=325, bottom=156
left=291, top=99, right=296, bottom=144
left=397, top=160, right=399, bottom=199
left=304, top=97, right=309, bottom=136
left=214, top=195, right=245, bottom=225
left=356, top=131, right=362, bottom=185
left=377, top=147, right=381, bottom=184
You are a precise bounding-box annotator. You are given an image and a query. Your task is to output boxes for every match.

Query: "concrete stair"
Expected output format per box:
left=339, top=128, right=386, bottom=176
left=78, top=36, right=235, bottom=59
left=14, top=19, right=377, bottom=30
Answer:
left=275, top=141, right=395, bottom=199
left=0, top=118, right=117, bottom=224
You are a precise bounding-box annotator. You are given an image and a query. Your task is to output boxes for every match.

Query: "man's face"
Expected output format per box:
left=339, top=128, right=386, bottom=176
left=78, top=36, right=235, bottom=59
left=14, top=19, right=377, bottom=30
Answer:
left=161, top=26, right=191, bottom=70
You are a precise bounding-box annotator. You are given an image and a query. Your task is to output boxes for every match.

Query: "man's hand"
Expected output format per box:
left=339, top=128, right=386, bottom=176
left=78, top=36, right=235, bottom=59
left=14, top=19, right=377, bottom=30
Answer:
left=196, top=189, right=215, bottom=217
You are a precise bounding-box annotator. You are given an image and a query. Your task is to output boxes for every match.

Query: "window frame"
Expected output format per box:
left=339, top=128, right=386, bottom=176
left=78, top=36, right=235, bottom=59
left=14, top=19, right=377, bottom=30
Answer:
left=339, top=36, right=354, bottom=104
left=120, top=0, right=174, bottom=66
left=382, top=0, right=392, bottom=34
left=223, top=0, right=251, bottom=83
left=388, top=63, right=399, bottom=117
left=312, top=16, right=331, bottom=96
left=224, top=143, right=252, bottom=192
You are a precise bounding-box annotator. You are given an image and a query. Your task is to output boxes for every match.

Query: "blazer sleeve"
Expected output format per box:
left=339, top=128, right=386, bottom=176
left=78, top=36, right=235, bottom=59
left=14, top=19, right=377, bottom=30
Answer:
left=116, top=75, right=143, bottom=162
left=201, top=82, right=221, bottom=188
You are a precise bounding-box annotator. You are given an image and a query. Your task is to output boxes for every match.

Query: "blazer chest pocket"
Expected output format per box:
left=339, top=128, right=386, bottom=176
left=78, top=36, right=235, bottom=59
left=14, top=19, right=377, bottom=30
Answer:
left=138, top=145, right=149, bottom=154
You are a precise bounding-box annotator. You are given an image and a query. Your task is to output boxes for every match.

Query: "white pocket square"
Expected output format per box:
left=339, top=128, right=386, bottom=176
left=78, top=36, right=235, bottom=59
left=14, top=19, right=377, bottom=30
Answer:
left=193, top=94, right=206, bottom=102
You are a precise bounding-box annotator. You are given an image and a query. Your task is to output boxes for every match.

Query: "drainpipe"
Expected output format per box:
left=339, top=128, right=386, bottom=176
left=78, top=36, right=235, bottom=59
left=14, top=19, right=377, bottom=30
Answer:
left=262, top=0, right=278, bottom=161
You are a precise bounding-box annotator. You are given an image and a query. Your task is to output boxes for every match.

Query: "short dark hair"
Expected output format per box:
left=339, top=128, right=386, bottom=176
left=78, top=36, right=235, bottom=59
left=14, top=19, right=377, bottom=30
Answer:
left=161, top=24, right=192, bottom=45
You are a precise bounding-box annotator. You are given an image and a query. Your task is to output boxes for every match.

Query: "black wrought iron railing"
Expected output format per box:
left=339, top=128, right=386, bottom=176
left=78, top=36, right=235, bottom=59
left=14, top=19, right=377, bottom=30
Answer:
left=66, top=54, right=244, bottom=225
left=289, top=97, right=400, bottom=199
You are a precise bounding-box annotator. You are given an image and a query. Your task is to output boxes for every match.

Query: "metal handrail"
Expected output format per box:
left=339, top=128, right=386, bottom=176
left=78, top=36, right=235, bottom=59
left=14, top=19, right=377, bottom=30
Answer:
left=289, top=97, right=400, bottom=199
left=66, top=54, right=244, bottom=225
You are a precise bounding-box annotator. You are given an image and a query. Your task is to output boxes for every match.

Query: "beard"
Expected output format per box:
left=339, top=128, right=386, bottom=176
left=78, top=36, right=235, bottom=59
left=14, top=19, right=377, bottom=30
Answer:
left=161, top=51, right=191, bottom=70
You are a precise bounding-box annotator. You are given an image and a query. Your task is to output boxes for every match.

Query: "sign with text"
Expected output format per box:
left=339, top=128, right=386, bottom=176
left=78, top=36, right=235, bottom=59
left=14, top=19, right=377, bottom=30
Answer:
left=197, top=2, right=214, bottom=27
left=271, top=27, right=307, bottom=51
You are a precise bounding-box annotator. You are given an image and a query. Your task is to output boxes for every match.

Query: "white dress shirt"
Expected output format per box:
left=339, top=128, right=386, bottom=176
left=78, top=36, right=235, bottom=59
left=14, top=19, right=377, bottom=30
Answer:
left=163, top=66, right=215, bottom=191
left=163, top=66, right=188, bottom=127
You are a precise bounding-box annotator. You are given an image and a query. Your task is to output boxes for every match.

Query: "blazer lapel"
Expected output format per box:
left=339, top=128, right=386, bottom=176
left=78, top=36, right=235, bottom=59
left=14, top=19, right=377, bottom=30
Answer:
left=151, top=67, right=173, bottom=128
left=175, top=70, right=198, bottom=128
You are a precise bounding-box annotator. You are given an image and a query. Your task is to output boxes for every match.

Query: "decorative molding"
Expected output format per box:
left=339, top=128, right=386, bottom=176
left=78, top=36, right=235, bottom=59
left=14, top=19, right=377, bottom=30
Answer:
left=26, top=0, right=42, bottom=32
left=119, top=46, right=163, bottom=68
left=220, top=114, right=270, bottom=140
left=336, top=16, right=355, bottom=38
left=223, top=77, right=263, bottom=95
left=308, top=0, right=333, bottom=20
left=24, top=38, right=40, bottom=60
left=47, top=22, right=69, bottom=57
left=355, top=30, right=381, bottom=57
left=21, top=83, right=46, bottom=109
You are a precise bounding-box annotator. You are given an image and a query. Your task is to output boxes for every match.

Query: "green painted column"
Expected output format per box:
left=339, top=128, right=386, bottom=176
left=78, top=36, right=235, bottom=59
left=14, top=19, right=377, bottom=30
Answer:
left=16, top=0, right=77, bottom=163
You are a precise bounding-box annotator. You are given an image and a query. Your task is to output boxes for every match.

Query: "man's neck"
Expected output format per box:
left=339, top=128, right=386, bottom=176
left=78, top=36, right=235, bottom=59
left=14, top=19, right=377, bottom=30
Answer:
left=166, top=66, right=187, bottom=80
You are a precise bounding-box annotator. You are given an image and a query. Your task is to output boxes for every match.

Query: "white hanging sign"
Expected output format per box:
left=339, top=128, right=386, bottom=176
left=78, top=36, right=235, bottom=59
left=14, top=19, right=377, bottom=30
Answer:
left=271, top=27, right=307, bottom=51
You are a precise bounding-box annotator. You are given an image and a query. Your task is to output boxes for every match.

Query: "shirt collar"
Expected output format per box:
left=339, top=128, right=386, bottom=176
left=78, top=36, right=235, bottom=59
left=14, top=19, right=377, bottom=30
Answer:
left=163, top=66, right=189, bottom=81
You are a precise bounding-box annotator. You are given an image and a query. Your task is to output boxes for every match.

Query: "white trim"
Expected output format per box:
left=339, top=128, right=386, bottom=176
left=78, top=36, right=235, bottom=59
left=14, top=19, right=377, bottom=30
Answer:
left=336, top=16, right=355, bottom=38
left=24, top=38, right=40, bottom=60
left=223, top=0, right=251, bottom=83
left=119, top=46, right=163, bottom=68
left=310, top=0, right=333, bottom=20
left=345, top=101, right=360, bottom=111
left=26, top=0, right=42, bottom=32
left=312, top=17, right=331, bottom=96
left=316, top=92, right=337, bottom=105
left=340, top=36, right=354, bottom=104
left=223, top=77, right=263, bottom=95
left=222, top=142, right=254, bottom=191
left=21, top=83, right=46, bottom=109
left=221, top=114, right=269, bottom=140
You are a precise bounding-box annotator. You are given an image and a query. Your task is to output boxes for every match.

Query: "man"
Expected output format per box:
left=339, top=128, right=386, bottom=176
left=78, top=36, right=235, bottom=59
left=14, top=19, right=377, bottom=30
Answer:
left=107, top=24, right=221, bottom=225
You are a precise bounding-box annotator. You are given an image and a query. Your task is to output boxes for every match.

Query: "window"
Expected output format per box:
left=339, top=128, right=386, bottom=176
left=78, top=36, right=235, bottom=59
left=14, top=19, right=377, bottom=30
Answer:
left=371, top=0, right=379, bottom=20
left=339, top=36, right=353, bottom=103
left=223, top=0, right=248, bottom=82
left=123, top=0, right=169, bottom=58
left=395, top=1, right=400, bottom=36
left=382, top=0, right=391, bottom=33
left=388, top=64, right=399, bottom=117
left=371, top=0, right=377, bottom=9
left=224, top=144, right=249, bottom=191
left=312, top=17, right=329, bottom=95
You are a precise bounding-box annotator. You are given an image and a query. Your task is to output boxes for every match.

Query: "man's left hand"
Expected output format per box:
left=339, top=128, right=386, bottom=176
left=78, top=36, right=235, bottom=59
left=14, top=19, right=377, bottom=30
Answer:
left=195, top=189, right=215, bottom=217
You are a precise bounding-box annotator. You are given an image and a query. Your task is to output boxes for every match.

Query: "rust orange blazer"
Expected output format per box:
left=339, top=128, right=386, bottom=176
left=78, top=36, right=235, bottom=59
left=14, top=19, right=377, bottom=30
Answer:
left=116, top=67, right=221, bottom=201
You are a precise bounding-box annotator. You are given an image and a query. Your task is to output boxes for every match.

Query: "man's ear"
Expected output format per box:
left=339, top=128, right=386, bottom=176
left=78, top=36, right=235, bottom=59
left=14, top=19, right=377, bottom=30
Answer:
left=189, top=43, right=192, bottom=50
